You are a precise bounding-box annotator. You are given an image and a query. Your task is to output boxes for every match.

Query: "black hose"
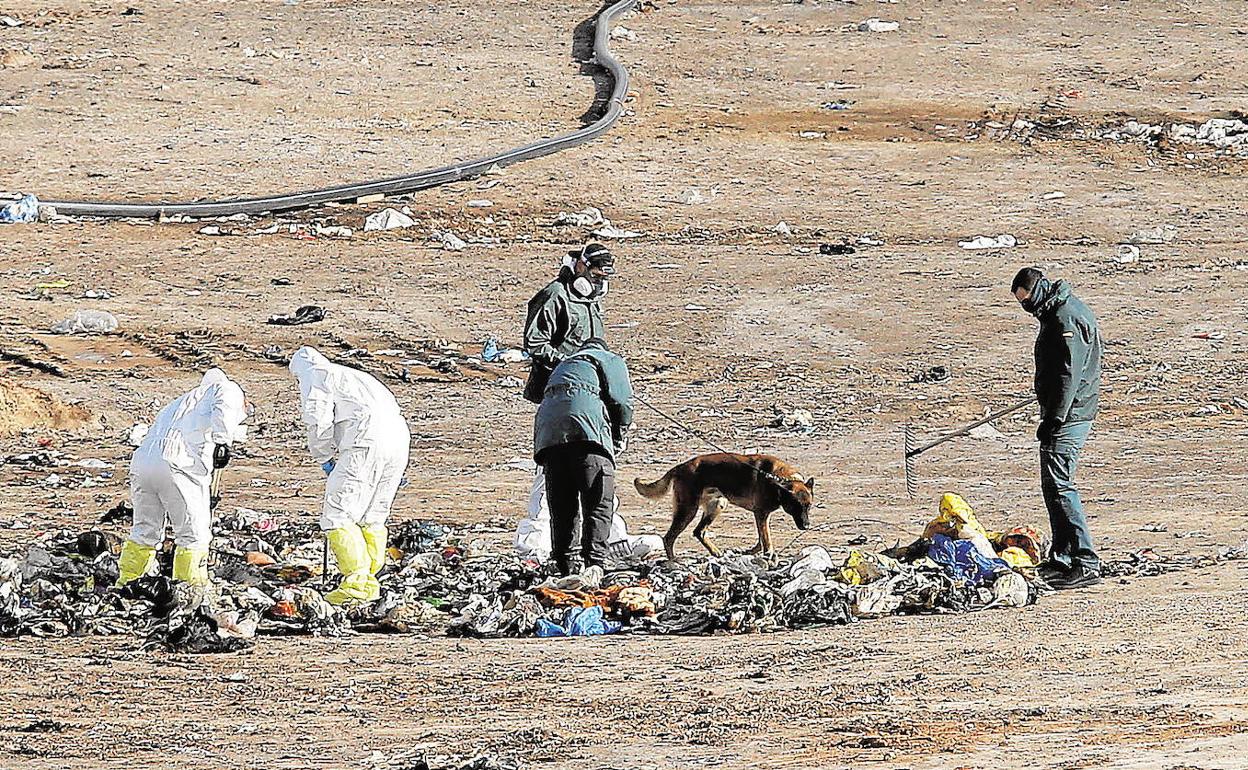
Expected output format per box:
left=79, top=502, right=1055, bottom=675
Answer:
left=40, top=0, right=638, bottom=219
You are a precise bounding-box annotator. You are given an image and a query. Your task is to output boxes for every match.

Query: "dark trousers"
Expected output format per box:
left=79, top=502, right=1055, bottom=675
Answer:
left=542, top=444, right=615, bottom=573
left=1040, top=420, right=1099, bottom=571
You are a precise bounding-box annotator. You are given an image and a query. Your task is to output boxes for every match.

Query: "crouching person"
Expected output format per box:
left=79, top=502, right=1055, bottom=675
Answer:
left=117, top=369, right=249, bottom=587
left=534, top=339, right=633, bottom=575
left=289, top=347, right=410, bottom=606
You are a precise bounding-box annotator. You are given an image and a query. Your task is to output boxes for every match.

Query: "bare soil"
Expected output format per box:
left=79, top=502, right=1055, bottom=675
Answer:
left=1, top=1, right=1247, bottom=768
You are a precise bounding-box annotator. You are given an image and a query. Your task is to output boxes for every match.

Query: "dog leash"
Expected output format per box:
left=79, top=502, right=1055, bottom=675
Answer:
left=632, top=393, right=794, bottom=488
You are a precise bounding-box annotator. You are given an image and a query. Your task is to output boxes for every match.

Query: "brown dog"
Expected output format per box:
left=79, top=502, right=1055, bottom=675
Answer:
left=634, top=453, right=815, bottom=558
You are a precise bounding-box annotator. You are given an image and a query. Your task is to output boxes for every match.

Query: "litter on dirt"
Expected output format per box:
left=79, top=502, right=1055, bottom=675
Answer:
left=266, top=305, right=326, bottom=326
left=50, top=310, right=119, bottom=335
left=958, top=234, right=1017, bottom=250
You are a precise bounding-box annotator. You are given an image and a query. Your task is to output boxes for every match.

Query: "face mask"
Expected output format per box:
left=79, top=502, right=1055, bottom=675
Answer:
left=571, top=276, right=594, bottom=297
left=1020, top=278, right=1050, bottom=315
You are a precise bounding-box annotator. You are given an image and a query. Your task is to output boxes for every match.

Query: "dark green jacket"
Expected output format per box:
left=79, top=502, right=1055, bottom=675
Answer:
left=522, top=275, right=605, bottom=403
left=1029, top=278, right=1102, bottom=424
left=534, top=349, right=633, bottom=462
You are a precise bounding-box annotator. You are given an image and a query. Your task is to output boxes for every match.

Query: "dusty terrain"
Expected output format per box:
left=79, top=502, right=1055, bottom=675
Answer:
left=2, top=0, right=1248, bottom=768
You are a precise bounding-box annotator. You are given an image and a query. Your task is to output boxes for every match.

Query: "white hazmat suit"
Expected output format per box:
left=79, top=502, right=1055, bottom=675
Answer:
left=289, top=346, right=410, bottom=604
left=118, top=368, right=247, bottom=586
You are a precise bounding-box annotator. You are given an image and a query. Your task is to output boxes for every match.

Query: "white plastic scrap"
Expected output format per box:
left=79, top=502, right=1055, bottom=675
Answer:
left=50, top=310, right=118, bottom=335
left=1114, top=244, right=1141, bottom=264
left=551, top=207, right=605, bottom=227
left=363, top=208, right=416, bottom=232
left=1127, top=224, right=1177, bottom=245
left=433, top=231, right=467, bottom=251
left=592, top=224, right=643, bottom=239
left=1103, top=118, right=1248, bottom=155
left=958, top=234, right=1017, bottom=250
left=857, top=18, right=900, bottom=32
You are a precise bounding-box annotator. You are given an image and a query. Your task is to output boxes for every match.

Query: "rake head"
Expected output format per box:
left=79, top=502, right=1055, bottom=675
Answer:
left=903, top=425, right=918, bottom=499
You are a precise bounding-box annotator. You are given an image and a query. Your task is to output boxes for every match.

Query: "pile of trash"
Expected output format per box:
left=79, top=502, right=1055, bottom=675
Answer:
left=4, top=494, right=1240, bottom=651
left=1101, top=118, right=1248, bottom=156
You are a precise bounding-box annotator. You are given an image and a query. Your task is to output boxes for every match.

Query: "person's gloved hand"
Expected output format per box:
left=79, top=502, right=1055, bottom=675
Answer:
left=212, top=444, right=231, bottom=469
left=321, top=459, right=336, bottom=476
left=1036, top=418, right=1060, bottom=444
left=615, top=427, right=629, bottom=455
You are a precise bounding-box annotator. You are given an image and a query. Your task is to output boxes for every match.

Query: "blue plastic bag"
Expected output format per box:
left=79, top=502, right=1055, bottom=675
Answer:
left=0, top=194, right=38, bottom=224
left=928, top=534, right=1010, bottom=586
left=534, top=605, right=621, bottom=637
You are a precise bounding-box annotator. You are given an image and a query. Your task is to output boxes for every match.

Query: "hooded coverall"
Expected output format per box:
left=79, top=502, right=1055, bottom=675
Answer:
left=289, top=346, right=410, bottom=605
left=118, top=368, right=247, bottom=586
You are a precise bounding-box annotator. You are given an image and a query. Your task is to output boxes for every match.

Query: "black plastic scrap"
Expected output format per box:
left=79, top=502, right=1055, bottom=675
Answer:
left=266, top=305, right=325, bottom=326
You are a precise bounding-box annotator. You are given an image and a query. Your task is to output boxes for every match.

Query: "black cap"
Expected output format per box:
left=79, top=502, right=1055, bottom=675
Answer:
left=568, top=242, right=616, bottom=274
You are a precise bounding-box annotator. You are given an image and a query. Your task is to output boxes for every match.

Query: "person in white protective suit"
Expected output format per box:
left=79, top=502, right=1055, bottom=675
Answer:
left=117, top=368, right=248, bottom=587
left=288, top=346, right=411, bottom=606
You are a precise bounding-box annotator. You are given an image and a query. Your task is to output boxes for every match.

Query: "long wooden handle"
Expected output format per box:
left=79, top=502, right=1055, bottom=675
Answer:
left=905, top=396, right=1037, bottom=458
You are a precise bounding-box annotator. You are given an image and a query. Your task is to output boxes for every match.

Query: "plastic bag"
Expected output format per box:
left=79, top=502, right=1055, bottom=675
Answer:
left=0, top=194, right=38, bottom=224
left=534, top=605, right=620, bottom=637
left=50, top=310, right=118, bottom=335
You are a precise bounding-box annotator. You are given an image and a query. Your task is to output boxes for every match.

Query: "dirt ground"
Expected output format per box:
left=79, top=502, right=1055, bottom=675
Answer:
left=2, top=0, right=1247, bottom=767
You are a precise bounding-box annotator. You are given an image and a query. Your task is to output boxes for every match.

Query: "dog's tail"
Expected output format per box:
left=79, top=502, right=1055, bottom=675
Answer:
left=633, top=468, right=676, bottom=499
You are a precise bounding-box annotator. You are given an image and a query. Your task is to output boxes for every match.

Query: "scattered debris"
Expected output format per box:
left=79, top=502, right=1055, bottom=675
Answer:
left=50, top=310, right=118, bottom=335
left=819, top=243, right=856, bottom=255
left=433, top=231, right=467, bottom=251
left=266, top=305, right=326, bottom=326
left=677, top=188, right=712, bottom=205
left=1, top=493, right=1238, bottom=648
left=958, top=234, right=1017, bottom=250
left=592, top=224, right=642, bottom=240
left=1102, top=118, right=1248, bottom=156
left=363, top=208, right=416, bottom=232
left=911, top=365, right=951, bottom=384
left=967, top=422, right=1006, bottom=441
left=857, top=18, right=900, bottom=33
left=551, top=207, right=605, bottom=228
left=609, top=25, right=636, bottom=42
left=0, top=194, right=38, bottom=224
left=772, top=221, right=793, bottom=236
left=482, top=338, right=529, bottom=364
left=1114, top=244, right=1141, bottom=264
left=1127, top=224, right=1177, bottom=245
left=770, top=407, right=814, bottom=432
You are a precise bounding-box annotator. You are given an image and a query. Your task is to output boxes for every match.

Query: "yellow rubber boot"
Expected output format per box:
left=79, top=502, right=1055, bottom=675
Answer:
left=116, top=540, right=157, bottom=587
left=360, top=524, right=388, bottom=575
left=172, top=547, right=211, bottom=585
left=324, top=526, right=380, bottom=605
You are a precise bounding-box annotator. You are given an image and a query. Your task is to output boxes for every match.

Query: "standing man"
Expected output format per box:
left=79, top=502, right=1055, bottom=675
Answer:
left=289, top=346, right=411, bottom=606
left=515, top=243, right=615, bottom=558
left=117, top=369, right=249, bottom=587
left=523, top=242, right=615, bottom=402
left=1012, top=267, right=1104, bottom=590
left=534, top=339, right=633, bottom=575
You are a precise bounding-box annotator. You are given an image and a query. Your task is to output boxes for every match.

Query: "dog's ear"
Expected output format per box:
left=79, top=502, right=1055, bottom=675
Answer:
left=805, top=476, right=816, bottom=491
